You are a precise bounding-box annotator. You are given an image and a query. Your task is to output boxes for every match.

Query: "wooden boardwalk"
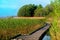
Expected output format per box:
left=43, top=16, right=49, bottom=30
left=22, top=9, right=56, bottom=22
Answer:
left=11, top=23, right=50, bottom=40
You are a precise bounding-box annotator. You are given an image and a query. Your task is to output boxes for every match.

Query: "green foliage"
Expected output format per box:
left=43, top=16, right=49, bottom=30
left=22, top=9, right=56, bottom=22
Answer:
left=34, top=5, right=44, bottom=17
left=34, top=5, right=53, bottom=17
left=17, top=4, right=37, bottom=17
left=45, top=5, right=54, bottom=17
left=17, top=4, right=54, bottom=17
left=45, top=5, right=54, bottom=13
left=0, top=18, right=45, bottom=40
left=34, top=4, right=53, bottom=17
left=49, top=0, right=60, bottom=40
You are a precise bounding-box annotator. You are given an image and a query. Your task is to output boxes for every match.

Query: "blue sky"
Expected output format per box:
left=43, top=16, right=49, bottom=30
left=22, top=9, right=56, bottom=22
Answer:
left=0, top=0, right=51, bottom=17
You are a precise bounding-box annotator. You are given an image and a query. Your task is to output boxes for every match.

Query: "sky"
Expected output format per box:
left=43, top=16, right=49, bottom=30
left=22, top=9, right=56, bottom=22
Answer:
left=0, top=0, right=51, bottom=17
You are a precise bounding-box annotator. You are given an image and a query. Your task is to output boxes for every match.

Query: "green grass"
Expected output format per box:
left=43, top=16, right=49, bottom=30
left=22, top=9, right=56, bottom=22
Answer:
left=0, top=18, right=45, bottom=40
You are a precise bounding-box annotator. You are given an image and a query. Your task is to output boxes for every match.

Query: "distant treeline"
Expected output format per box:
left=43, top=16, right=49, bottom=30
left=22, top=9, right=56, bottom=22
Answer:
left=17, top=4, right=54, bottom=17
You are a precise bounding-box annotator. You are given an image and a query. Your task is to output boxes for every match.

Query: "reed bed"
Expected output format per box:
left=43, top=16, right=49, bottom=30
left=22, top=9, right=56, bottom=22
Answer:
left=0, top=18, right=45, bottom=40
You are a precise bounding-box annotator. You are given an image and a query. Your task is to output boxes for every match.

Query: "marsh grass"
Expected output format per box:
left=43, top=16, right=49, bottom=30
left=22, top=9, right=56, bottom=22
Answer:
left=0, top=18, right=45, bottom=40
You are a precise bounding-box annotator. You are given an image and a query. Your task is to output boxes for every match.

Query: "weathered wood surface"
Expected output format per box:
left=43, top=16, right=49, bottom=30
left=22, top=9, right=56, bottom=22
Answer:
left=11, top=23, right=50, bottom=40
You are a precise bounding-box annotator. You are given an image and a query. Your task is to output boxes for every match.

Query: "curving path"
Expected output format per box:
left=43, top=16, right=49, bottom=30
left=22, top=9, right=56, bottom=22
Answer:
left=11, top=23, right=51, bottom=40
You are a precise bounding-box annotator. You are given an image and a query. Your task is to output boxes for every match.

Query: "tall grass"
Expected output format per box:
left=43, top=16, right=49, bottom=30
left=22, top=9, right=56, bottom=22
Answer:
left=49, top=0, right=60, bottom=40
left=0, top=18, right=45, bottom=40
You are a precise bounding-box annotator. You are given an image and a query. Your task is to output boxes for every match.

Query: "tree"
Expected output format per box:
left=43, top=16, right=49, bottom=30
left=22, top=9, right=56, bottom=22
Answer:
left=44, top=4, right=54, bottom=17
left=34, top=4, right=52, bottom=17
left=17, top=4, right=37, bottom=17
left=45, top=5, right=54, bottom=13
left=34, top=4, right=44, bottom=17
